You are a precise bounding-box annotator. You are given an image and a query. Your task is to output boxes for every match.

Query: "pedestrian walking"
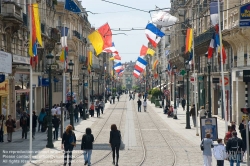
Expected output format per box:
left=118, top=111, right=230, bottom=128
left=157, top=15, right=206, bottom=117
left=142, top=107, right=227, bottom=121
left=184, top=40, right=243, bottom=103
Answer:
left=74, top=105, right=79, bottom=123
left=143, top=100, right=147, bottom=112
left=5, top=115, right=15, bottom=142
left=100, top=100, right=105, bottom=114
left=226, top=131, right=245, bottom=166
left=189, top=104, right=196, bottom=127
left=78, top=102, right=83, bottom=119
left=117, top=95, right=120, bottom=102
left=181, top=97, right=186, bottom=111
left=81, top=128, right=94, bottom=166
left=224, top=126, right=232, bottom=145
left=231, top=121, right=236, bottom=131
left=200, top=133, right=214, bottom=166
left=61, top=125, right=76, bottom=166
left=137, top=99, right=142, bottom=112
left=112, top=94, right=115, bottom=104
left=213, top=138, right=227, bottom=166
left=56, top=104, right=61, bottom=119
left=129, top=93, right=132, bottom=101
left=133, top=93, right=135, bottom=100
left=239, top=119, right=245, bottom=133
left=38, top=108, right=46, bottom=132
left=52, top=114, right=60, bottom=140
left=176, top=97, right=180, bottom=107
left=95, top=100, right=101, bottom=118
left=89, top=103, right=95, bottom=117
left=109, top=124, right=121, bottom=166
left=0, top=115, right=5, bottom=142
left=32, top=111, right=37, bottom=139
left=109, top=95, right=112, bottom=104
left=20, top=111, right=29, bottom=139
left=199, top=106, right=207, bottom=119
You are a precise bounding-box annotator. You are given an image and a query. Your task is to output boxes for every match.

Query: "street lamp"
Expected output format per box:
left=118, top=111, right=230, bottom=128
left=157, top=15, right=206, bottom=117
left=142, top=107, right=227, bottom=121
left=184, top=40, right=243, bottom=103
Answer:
left=173, top=65, right=178, bottom=119
left=207, top=60, right=212, bottom=118
left=46, top=53, right=54, bottom=148
left=68, top=60, right=74, bottom=129
left=91, top=69, right=95, bottom=102
left=185, top=60, right=191, bottom=129
left=159, top=71, right=162, bottom=108
left=82, top=65, right=87, bottom=120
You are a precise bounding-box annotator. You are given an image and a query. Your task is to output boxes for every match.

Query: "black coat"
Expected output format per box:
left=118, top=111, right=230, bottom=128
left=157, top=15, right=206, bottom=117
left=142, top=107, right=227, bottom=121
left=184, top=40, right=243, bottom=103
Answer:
left=109, top=130, right=121, bottom=147
left=20, top=115, right=29, bottom=127
left=239, top=123, right=244, bottom=132
left=81, top=134, right=94, bottom=150
left=52, top=117, right=60, bottom=128
left=181, top=99, right=186, bottom=107
left=32, top=115, right=37, bottom=128
left=62, top=131, right=76, bottom=147
left=226, top=137, right=245, bottom=153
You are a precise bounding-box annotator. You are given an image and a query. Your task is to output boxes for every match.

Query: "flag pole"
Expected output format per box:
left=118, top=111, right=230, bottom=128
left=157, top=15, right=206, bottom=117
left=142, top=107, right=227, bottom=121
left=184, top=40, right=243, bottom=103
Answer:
left=191, top=0, right=199, bottom=136
left=62, top=3, right=66, bottom=135
left=104, top=62, right=106, bottom=103
left=217, top=0, right=228, bottom=132
left=29, top=0, right=33, bottom=163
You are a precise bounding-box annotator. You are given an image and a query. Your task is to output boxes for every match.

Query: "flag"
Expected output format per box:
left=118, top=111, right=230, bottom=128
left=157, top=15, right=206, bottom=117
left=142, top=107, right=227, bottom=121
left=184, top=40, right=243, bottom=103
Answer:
left=133, top=70, right=140, bottom=78
left=140, top=45, right=155, bottom=56
left=188, top=50, right=193, bottom=61
left=145, top=23, right=165, bottom=48
left=29, top=3, right=43, bottom=58
left=207, top=35, right=215, bottom=59
left=30, top=56, right=38, bottom=67
left=185, top=28, right=193, bottom=53
left=64, top=0, right=81, bottom=13
left=151, top=10, right=178, bottom=26
left=109, top=57, right=115, bottom=61
left=152, top=59, right=159, bottom=70
left=210, top=1, right=219, bottom=26
left=114, top=62, right=122, bottom=72
left=87, top=51, right=92, bottom=73
left=221, top=46, right=227, bottom=64
left=167, top=61, right=171, bottom=71
left=59, top=27, right=69, bottom=62
left=114, top=54, right=121, bottom=60
left=88, top=23, right=112, bottom=55
left=103, top=42, right=118, bottom=53
left=134, top=57, right=148, bottom=73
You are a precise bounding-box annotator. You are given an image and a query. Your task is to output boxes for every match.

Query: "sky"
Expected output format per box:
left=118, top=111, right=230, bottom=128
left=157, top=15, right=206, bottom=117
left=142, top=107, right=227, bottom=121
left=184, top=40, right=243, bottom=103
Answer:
left=82, top=0, right=171, bottom=63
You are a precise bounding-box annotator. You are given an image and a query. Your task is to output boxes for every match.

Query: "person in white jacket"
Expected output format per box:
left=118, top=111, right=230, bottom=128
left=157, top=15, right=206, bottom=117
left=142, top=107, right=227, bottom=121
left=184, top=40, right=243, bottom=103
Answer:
left=143, top=100, right=147, bottom=112
left=213, top=138, right=227, bottom=166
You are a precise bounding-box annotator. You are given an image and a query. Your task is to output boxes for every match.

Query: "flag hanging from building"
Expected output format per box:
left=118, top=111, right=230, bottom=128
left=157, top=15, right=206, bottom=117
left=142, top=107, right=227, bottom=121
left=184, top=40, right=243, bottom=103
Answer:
left=185, top=28, right=193, bottom=53
left=87, top=51, right=92, bottom=73
left=145, top=23, right=165, bottom=48
left=103, top=42, right=118, bottom=54
left=140, top=45, right=155, bottom=56
left=152, top=59, right=159, bottom=70
left=59, top=27, right=69, bottom=62
left=134, top=57, right=148, bottom=73
left=114, top=62, right=122, bottom=73
left=88, top=23, right=112, bottom=55
left=133, top=69, right=140, bottom=78
left=210, top=1, right=219, bottom=26
left=151, top=9, right=178, bottom=26
left=207, top=34, right=216, bottom=59
left=29, top=3, right=42, bottom=58
left=64, top=0, right=81, bottom=13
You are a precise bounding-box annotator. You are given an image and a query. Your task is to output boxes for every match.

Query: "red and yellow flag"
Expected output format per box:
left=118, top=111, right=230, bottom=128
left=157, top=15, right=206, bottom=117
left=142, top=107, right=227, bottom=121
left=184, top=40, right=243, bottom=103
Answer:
left=185, top=28, right=193, bottom=53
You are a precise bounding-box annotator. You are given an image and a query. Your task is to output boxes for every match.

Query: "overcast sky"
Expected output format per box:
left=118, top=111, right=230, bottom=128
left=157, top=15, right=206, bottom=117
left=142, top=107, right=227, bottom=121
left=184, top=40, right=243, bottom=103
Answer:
left=82, top=0, right=171, bottom=63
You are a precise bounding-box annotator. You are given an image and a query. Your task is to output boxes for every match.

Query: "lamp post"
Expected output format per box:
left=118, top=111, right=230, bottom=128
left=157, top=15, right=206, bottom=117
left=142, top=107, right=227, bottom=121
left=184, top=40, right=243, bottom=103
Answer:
left=97, top=72, right=100, bottom=100
left=159, top=71, right=162, bottom=108
left=173, top=65, right=178, bottom=119
left=185, top=60, right=191, bottom=129
left=68, top=60, right=74, bottom=129
left=46, top=53, right=54, bottom=148
left=82, top=65, right=87, bottom=120
left=207, top=61, right=212, bottom=118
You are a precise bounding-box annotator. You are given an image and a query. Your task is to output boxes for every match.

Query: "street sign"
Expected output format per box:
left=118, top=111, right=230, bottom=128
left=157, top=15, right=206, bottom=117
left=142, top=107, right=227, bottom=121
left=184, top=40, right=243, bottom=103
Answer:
left=46, top=64, right=58, bottom=70
left=164, top=89, right=170, bottom=96
left=239, top=3, right=250, bottom=27
left=84, top=83, right=88, bottom=87
left=212, top=78, right=220, bottom=83
left=180, top=69, right=186, bottom=76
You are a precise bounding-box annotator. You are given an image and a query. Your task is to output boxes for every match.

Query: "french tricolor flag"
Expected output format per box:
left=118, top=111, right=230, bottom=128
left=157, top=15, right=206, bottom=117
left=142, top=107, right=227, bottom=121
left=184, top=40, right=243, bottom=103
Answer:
left=145, top=23, right=165, bottom=48
left=207, top=34, right=216, bottom=59
left=134, top=57, right=148, bottom=73
left=114, top=62, right=122, bottom=72
left=103, top=42, right=118, bottom=54
left=133, top=69, right=140, bottom=78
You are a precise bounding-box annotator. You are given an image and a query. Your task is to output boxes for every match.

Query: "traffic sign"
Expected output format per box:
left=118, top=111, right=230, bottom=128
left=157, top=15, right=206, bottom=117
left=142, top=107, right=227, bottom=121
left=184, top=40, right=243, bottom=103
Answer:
left=164, top=89, right=170, bottom=96
left=220, top=77, right=229, bottom=86
left=46, top=64, right=58, bottom=70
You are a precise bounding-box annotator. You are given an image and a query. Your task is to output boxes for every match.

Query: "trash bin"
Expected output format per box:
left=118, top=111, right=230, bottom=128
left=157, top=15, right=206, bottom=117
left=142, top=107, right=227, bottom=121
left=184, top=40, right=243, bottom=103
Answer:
left=155, top=99, right=160, bottom=107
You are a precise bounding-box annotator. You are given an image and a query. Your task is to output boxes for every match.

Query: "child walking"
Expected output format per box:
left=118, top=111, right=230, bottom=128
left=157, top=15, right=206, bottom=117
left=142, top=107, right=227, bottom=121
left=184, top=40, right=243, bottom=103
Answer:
left=143, top=100, right=147, bottom=112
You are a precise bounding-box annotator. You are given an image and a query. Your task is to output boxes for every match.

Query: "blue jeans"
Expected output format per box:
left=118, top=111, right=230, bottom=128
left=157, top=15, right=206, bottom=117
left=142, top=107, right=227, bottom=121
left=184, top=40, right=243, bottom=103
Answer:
left=138, top=105, right=141, bottom=112
left=229, top=153, right=241, bottom=166
left=84, top=150, right=92, bottom=165
left=75, top=115, right=78, bottom=123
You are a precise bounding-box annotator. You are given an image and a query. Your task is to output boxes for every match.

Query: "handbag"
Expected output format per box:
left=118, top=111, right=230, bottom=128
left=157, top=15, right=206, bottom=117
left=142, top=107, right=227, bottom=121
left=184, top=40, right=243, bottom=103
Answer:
left=200, top=139, right=204, bottom=151
left=119, top=131, right=125, bottom=150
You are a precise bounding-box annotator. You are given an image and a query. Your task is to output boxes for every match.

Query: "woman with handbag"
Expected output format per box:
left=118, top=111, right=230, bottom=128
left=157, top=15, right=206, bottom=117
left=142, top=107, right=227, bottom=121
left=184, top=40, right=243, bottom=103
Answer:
left=5, top=115, right=15, bottom=142
left=109, top=124, right=121, bottom=166
left=89, top=102, right=95, bottom=117
left=200, top=133, right=214, bottom=166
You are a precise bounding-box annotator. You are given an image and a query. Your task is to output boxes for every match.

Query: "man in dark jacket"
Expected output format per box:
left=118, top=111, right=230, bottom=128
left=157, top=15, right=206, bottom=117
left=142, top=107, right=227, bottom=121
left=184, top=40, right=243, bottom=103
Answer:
left=189, top=104, right=196, bottom=127
left=32, top=111, right=37, bottom=139
left=20, top=111, right=29, bottom=139
left=137, top=99, right=142, bottom=112
left=181, top=97, right=186, bottom=111
left=226, top=131, right=245, bottom=165
left=81, top=128, right=94, bottom=166
left=52, top=115, right=60, bottom=140
left=78, top=102, right=83, bottom=119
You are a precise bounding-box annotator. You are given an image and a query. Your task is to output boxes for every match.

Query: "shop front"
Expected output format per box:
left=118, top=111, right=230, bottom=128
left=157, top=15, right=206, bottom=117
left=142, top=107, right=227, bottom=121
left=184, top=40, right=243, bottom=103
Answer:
left=0, top=79, right=9, bottom=134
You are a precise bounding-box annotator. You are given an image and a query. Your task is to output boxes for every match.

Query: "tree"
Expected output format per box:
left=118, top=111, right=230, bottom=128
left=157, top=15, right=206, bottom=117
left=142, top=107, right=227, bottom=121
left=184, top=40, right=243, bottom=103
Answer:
left=151, top=88, right=161, bottom=98
left=132, top=86, right=139, bottom=90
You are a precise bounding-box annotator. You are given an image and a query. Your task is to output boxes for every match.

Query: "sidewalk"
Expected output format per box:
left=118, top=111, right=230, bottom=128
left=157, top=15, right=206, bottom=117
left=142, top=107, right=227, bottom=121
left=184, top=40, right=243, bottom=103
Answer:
left=147, top=100, right=247, bottom=166
left=0, top=101, right=112, bottom=166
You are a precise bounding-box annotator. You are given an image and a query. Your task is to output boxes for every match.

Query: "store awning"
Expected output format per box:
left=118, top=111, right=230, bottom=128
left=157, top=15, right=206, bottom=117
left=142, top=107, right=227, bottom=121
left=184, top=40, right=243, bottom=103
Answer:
left=13, top=54, right=30, bottom=65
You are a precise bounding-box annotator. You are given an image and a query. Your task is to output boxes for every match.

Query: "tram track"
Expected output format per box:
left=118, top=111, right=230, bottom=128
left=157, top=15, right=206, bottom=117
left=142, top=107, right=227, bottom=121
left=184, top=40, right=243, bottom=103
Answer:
left=133, top=98, right=177, bottom=166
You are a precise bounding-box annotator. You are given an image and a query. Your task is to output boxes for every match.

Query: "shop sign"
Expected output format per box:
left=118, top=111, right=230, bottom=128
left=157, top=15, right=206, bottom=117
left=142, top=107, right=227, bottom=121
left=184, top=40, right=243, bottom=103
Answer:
left=0, top=51, right=12, bottom=74
left=243, top=70, right=250, bottom=82
left=0, top=81, right=9, bottom=94
left=0, top=74, right=5, bottom=83
left=13, top=54, right=30, bottom=64
left=239, top=3, right=250, bottom=27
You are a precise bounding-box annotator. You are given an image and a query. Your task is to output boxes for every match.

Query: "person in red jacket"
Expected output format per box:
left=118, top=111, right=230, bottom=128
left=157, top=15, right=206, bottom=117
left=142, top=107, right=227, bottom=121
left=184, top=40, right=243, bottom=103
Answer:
left=224, top=126, right=232, bottom=145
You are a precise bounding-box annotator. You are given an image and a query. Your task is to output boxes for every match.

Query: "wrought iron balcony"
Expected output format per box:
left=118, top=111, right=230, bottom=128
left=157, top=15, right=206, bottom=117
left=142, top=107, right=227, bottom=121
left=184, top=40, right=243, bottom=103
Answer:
left=194, top=27, right=214, bottom=47
left=51, top=28, right=60, bottom=42
left=1, top=1, right=23, bottom=23
left=73, top=30, right=81, bottom=39
left=23, top=13, right=28, bottom=27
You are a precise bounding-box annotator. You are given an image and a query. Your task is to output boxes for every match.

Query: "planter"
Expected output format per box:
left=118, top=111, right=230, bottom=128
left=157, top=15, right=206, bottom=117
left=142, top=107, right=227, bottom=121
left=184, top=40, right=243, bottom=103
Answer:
left=148, top=95, right=152, bottom=101
left=155, top=99, right=160, bottom=107
left=151, top=96, right=155, bottom=103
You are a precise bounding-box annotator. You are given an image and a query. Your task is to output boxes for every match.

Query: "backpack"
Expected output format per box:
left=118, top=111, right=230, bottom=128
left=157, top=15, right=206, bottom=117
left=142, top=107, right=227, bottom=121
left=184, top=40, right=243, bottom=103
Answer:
left=69, top=133, right=76, bottom=146
left=230, top=138, right=239, bottom=152
left=85, top=134, right=92, bottom=144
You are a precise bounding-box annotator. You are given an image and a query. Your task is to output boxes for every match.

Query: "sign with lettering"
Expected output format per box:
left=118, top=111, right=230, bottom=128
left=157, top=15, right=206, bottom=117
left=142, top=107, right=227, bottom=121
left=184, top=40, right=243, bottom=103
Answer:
left=243, top=70, right=250, bottom=82
left=0, top=80, right=9, bottom=94
left=13, top=54, right=30, bottom=64
left=239, top=3, right=250, bottom=27
left=0, top=51, right=12, bottom=74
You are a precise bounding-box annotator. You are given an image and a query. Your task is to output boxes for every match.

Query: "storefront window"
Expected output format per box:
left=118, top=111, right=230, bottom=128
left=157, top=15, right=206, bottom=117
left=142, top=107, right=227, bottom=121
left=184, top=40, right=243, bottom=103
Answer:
left=0, top=97, right=8, bottom=117
left=16, top=92, right=29, bottom=120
